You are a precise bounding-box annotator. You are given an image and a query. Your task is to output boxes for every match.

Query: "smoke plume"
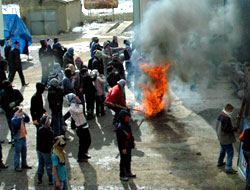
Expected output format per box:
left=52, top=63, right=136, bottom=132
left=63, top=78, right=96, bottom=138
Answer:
left=134, top=0, right=243, bottom=83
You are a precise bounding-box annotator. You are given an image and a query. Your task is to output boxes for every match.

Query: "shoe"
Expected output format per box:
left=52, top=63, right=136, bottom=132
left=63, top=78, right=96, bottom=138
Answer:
left=15, top=168, right=22, bottom=172
left=22, top=83, right=29, bottom=87
left=38, top=174, right=42, bottom=184
left=120, top=176, right=129, bottom=182
left=77, top=159, right=88, bottom=163
left=0, top=140, right=4, bottom=143
left=22, top=165, right=32, bottom=169
left=0, top=163, right=8, bottom=169
left=101, top=112, right=105, bottom=116
left=217, top=162, right=226, bottom=167
left=84, top=154, right=91, bottom=159
left=8, top=140, right=13, bottom=144
left=49, top=175, right=53, bottom=185
left=126, top=172, right=136, bottom=178
left=225, top=168, right=238, bottom=174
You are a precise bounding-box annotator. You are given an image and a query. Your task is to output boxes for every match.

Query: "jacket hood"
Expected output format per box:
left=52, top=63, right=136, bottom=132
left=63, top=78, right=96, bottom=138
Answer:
left=67, top=48, right=74, bottom=56
left=40, top=40, right=46, bottom=48
left=103, top=41, right=110, bottom=49
left=124, top=40, right=130, bottom=46
left=95, top=50, right=102, bottom=59
left=49, top=78, right=60, bottom=89
left=36, top=82, right=45, bottom=94
left=117, top=109, right=131, bottom=124
left=117, top=79, right=126, bottom=89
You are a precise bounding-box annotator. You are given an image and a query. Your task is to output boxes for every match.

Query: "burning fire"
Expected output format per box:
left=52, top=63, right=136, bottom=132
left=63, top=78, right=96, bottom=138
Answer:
left=137, top=62, right=172, bottom=117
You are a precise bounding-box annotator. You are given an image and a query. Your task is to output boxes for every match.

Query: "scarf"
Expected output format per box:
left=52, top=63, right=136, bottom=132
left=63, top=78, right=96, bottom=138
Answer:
left=52, top=136, right=66, bottom=164
left=222, top=108, right=232, bottom=118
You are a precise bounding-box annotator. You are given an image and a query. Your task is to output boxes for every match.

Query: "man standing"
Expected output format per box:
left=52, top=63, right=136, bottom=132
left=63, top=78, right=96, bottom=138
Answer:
left=30, top=82, right=47, bottom=131
left=80, top=68, right=97, bottom=120
left=8, top=41, right=28, bottom=87
left=39, top=40, right=50, bottom=85
left=116, top=109, right=136, bottom=181
left=105, top=79, right=127, bottom=125
left=216, top=104, right=238, bottom=174
left=37, top=115, right=54, bottom=185
left=48, top=78, right=65, bottom=137
left=11, top=108, right=32, bottom=172
left=0, top=80, right=23, bottom=144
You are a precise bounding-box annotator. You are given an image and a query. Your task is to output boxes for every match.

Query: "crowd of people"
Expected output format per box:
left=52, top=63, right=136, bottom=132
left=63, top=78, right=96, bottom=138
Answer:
left=0, top=35, right=140, bottom=189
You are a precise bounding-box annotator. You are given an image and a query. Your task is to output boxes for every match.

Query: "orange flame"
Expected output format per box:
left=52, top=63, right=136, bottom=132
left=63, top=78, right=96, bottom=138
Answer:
left=137, top=62, right=172, bottom=117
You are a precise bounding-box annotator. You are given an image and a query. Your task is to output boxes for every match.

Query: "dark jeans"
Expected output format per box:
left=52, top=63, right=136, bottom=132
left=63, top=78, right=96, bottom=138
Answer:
left=217, top=143, right=234, bottom=170
left=85, top=94, right=95, bottom=117
left=76, top=127, right=91, bottom=160
left=96, top=95, right=105, bottom=116
left=5, top=114, right=14, bottom=141
left=244, top=150, right=250, bottom=188
left=14, top=138, right=27, bottom=169
left=52, top=112, right=65, bottom=137
left=8, top=66, right=26, bottom=85
left=37, top=151, right=52, bottom=177
left=119, top=148, right=132, bottom=177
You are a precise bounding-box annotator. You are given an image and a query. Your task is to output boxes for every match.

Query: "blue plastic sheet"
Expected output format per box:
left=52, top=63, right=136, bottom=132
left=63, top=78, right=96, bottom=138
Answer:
left=3, top=14, right=32, bottom=54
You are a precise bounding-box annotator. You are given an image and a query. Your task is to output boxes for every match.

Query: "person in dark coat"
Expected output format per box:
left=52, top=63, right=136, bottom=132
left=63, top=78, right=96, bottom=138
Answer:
left=90, top=37, right=101, bottom=58
left=47, top=78, right=65, bottom=137
left=91, top=50, right=104, bottom=75
left=0, top=80, right=23, bottom=143
left=39, top=40, right=50, bottom=85
left=110, top=36, right=119, bottom=48
left=30, top=83, right=47, bottom=131
left=63, top=48, right=74, bottom=69
left=4, top=38, right=11, bottom=61
left=116, top=109, right=136, bottom=181
left=53, top=40, right=66, bottom=68
left=80, top=68, right=97, bottom=120
left=123, top=40, right=133, bottom=88
left=37, top=115, right=54, bottom=185
left=62, top=68, right=76, bottom=95
left=0, top=48, right=7, bottom=90
left=8, top=41, right=29, bottom=86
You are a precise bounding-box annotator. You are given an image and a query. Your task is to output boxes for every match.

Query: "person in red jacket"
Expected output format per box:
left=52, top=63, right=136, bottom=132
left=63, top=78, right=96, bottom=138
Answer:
left=105, top=79, right=126, bottom=125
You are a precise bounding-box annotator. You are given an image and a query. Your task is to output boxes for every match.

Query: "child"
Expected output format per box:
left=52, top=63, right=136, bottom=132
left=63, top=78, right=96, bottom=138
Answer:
left=52, top=136, right=68, bottom=190
left=11, top=107, right=32, bottom=172
left=92, top=69, right=106, bottom=116
left=116, top=109, right=136, bottom=181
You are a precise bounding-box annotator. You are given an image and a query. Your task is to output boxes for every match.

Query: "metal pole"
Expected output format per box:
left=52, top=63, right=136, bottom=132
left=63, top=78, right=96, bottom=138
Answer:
left=0, top=0, right=4, bottom=39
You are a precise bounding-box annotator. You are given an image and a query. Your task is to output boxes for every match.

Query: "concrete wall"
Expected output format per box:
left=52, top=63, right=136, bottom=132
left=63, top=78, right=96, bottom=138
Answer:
left=65, top=0, right=82, bottom=31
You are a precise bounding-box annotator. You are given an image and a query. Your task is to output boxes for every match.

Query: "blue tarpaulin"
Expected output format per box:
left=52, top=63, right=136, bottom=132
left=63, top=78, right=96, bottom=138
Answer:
left=3, top=14, right=32, bottom=54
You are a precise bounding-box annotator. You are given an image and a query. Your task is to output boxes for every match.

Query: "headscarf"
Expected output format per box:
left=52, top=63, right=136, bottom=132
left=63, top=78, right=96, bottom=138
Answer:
left=14, top=41, right=20, bottom=49
left=52, top=136, right=66, bottom=164
left=95, top=50, right=102, bottom=59
left=118, top=79, right=126, bottom=89
left=49, top=78, right=60, bottom=89
left=67, top=48, right=74, bottom=57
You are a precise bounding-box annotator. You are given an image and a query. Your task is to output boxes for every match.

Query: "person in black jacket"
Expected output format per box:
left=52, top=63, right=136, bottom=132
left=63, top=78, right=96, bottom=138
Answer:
left=8, top=41, right=28, bottom=87
left=53, top=39, right=67, bottom=68
left=0, top=50, right=7, bottom=90
left=30, top=83, right=47, bottom=131
left=0, top=80, right=23, bottom=143
left=239, top=128, right=250, bottom=190
left=4, top=38, right=11, bottom=61
left=110, top=36, right=118, bottom=48
left=80, top=68, right=97, bottom=120
left=108, top=54, right=125, bottom=80
left=47, top=78, right=65, bottom=137
left=37, top=115, right=54, bottom=185
left=39, top=40, right=50, bottom=85
left=92, top=50, right=104, bottom=75
left=116, top=109, right=136, bottom=182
